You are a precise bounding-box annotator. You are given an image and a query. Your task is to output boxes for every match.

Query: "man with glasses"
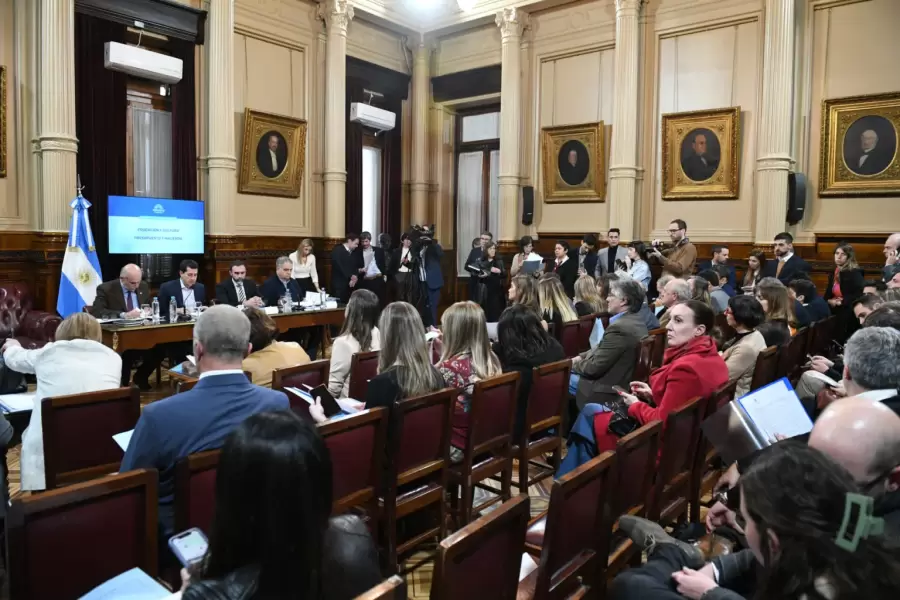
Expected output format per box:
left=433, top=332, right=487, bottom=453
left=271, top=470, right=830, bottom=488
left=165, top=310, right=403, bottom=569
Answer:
left=763, top=231, right=810, bottom=284
left=649, top=219, right=697, bottom=277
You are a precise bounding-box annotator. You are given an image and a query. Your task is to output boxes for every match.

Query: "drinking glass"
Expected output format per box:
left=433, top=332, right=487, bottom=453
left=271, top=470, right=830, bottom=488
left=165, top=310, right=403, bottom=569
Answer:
left=141, top=304, right=151, bottom=319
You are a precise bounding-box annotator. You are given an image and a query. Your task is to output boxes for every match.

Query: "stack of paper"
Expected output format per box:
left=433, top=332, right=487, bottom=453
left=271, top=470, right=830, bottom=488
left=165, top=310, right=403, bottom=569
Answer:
left=0, top=392, right=35, bottom=413
left=79, top=567, right=173, bottom=600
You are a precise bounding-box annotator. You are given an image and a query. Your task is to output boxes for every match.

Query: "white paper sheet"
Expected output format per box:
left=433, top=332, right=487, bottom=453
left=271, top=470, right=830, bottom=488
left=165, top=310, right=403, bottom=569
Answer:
left=186, top=355, right=197, bottom=366
left=365, top=258, right=382, bottom=278
left=518, top=553, right=539, bottom=582
left=113, top=430, right=134, bottom=452
left=738, top=377, right=813, bottom=442
left=486, top=322, right=499, bottom=342
left=0, top=392, right=36, bottom=413
left=804, top=370, right=839, bottom=388
left=337, top=398, right=364, bottom=413
left=79, top=567, right=172, bottom=600
left=424, top=330, right=441, bottom=342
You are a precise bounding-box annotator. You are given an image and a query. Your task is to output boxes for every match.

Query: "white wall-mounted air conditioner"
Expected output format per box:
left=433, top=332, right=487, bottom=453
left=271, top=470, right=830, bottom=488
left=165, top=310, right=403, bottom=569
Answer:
left=350, top=103, right=396, bottom=132
left=104, top=41, right=183, bottom=84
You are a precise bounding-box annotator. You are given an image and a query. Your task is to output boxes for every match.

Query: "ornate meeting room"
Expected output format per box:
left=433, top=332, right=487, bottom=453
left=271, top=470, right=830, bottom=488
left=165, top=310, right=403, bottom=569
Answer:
left=1, top=0, right=900, bottom=598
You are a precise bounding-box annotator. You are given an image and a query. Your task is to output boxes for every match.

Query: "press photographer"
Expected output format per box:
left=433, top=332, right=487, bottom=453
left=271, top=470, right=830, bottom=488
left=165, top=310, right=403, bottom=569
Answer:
left=649, top=218, right=698, bottom=277
left=402, top=225, right=443, bottom=327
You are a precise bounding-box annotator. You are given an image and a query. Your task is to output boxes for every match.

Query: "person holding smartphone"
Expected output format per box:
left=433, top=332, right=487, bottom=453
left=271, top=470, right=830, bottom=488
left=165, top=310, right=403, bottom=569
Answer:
left=883, top=233, right=900, bottom=283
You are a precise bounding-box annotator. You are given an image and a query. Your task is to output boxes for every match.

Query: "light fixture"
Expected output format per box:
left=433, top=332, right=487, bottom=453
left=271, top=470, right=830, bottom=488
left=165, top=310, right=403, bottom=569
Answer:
left=457, top=0, right=477, bottom=11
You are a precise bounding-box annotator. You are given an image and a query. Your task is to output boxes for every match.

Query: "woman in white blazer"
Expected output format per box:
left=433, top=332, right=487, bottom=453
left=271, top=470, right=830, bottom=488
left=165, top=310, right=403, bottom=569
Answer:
left=720, top=295, right=768, bottom=398
left=327, top=290, right=382, bottom=398
left=1, top=313, right=121, bottom=491
left=289, top=238, right=320, bottom=296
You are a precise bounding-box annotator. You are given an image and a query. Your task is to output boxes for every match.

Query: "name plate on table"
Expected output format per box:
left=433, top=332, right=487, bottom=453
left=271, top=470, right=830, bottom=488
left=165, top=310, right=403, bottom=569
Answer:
left=264, top=306, right=280, bottom=316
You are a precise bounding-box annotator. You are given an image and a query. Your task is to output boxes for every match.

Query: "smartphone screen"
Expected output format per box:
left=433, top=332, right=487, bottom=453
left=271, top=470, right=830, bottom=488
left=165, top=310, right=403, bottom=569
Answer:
left=310, top=384, right=344, bottom=417
left=169, top=528, right=209, bottom=567
left=612, top=385, right=627, bottom=395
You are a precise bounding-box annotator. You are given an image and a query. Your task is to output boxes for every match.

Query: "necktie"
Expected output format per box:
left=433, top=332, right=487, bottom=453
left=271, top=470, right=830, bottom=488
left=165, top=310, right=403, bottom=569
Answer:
left=776, top=260, right=784, bottom=278
left=126, top=291, right=134, bottom=312
left=236, top=282, right=245, bottom=303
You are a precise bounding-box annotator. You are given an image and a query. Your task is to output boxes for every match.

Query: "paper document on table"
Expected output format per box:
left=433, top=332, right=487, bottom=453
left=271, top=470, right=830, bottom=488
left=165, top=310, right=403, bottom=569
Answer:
left=80, top=567, right=172, bottom=600
left=737, top=377, right=813, bottom=442
left=113, top=430, right=134, bottom=452
left=0, top=392, right=36, bottom=413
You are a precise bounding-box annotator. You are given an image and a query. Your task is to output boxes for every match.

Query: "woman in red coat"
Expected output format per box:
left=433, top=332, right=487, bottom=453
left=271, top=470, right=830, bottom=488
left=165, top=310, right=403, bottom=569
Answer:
left=593, top=300, right=728, bottom=453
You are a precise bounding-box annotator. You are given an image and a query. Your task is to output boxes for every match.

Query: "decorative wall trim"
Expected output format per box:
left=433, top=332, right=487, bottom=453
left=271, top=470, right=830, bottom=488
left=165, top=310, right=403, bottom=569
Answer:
left=74, top=0, right=208, bottom=44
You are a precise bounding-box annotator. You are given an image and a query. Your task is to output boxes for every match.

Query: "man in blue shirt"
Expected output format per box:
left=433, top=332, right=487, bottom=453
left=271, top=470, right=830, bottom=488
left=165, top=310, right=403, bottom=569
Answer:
left=120, top=304, right=289, bottom=537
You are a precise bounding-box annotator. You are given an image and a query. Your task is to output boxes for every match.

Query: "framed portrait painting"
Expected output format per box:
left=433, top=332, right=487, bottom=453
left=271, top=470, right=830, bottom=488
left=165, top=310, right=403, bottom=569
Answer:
left=661, top=107, right=741, bottom=200
left=541, top=122, right=606, bottom=202
left=819, top=92, right=900, bottom=196
left=239, top=108, right=307, bottom=197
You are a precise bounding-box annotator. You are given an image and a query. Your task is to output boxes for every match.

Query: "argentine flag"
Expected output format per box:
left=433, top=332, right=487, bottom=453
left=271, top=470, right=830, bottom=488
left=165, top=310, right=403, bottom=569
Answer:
left=57, top=192, right=103, bottom=317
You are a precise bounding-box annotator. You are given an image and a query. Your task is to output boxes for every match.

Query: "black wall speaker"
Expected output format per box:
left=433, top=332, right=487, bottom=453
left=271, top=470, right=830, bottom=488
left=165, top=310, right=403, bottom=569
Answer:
left=522, top=186, right=534, bottom=226
left=786, top=172, right=806, bottom=225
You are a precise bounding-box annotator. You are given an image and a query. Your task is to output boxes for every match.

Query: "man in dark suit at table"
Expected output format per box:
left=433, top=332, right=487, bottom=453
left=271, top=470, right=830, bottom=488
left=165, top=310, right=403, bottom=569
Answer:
left=92, top=263, right=160, bottom=390
left=215, top=259, right=263, bottom=308
left=763, top=232, right=811, bottom=284
left=261, top=256, right=303, bottom=307
left=120, top=305, right=289, bottom=538
left=158, top=259, right=207, bottom=317
left=331, top=233, right=361, bottom=303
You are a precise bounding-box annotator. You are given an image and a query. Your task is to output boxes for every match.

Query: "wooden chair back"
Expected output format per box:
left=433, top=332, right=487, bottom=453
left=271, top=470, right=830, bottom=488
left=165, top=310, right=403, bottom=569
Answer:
left=272, top=359, right=331, bottom=420
left=41, top=386, right=141, bottom=489
left=177, top=379, right=197, bottom=393
left=690, top=379, right=739, bottom=522
left=808, top=315, right=837, bottom=358
left=348, top=350, right=381, bottom=400
left=777, top=326, right=809, bottom=382
left=461, top=372, right=521, bottom=463
left=558, top=320, right=582, bottom=358
left=354, top=576, right=407, bottom=600
left=631, top=336, right=656, bottom=383
left=749, top=345, right=780, bottom=391
left=532, top=451, right=617, bottom=600
left=576, top=314, right=598, bottom=353
left=7, top=470, right=158, bottom=600
left=613, top=420, right=663, bottom=518
left=174, top=449, right=221, bottom=533
left=653, top=396, right=706, bottom=525
left=648, top=327, right=667, bottom=369
left=318, top=406, right=388, bottom=515
left=430, top=495, right=530, bottom=600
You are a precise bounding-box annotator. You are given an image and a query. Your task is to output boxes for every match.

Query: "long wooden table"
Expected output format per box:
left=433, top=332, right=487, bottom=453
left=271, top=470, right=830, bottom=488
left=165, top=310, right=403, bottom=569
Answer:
left=101, top=307, right=345, bottom=353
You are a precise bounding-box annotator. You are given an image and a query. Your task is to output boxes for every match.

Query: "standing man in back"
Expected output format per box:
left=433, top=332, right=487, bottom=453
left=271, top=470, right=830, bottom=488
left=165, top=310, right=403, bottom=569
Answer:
left=331, top=233, right=360, bottom=303
left=763, top=232, right=811, bottom=284
left=649, top=219, right=697, bottom=278
left=595, top=228, right=628, bottom=278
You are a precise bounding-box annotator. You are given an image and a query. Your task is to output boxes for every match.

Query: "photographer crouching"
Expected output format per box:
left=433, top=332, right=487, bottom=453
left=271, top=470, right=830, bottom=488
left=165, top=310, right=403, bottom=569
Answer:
left=398, top=225, right=444, bottom=327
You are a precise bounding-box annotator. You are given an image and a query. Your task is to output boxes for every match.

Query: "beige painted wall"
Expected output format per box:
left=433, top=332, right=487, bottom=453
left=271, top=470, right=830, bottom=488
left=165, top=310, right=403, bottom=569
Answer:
left=796, top=0, right=900, bottom=237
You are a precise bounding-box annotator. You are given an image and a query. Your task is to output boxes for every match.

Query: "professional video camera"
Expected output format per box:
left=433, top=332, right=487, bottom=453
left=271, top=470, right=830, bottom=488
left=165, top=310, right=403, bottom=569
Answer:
left=408, top=224, right=437, bottom=247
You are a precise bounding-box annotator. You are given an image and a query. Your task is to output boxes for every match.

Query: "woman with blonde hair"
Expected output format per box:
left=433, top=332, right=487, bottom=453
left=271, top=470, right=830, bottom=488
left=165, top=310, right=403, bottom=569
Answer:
left=288, top=238, right=320, bottom=296
left=1, top=312, right=121, bottom=491
left=689, top=276, right=712, bottom=307
left=539, top=276, right=578, bottom=333
left=508, top=274, right=542, bottom=318
left=574, top=275, right=604, bottom=316
left=436, top=302, right=502, bottom=461
left=363, top=302, right=444, bottom=414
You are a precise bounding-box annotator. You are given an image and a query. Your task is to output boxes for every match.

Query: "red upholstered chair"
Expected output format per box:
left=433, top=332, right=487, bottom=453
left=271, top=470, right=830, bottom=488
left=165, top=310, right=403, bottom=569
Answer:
left=272, top=359, right=331, bottom=420
left=652, top=396, right=706, bottom=526
left=557, top=320, right=581, bottom=357
left=348, top=350, right=380, bottom=400
left=777, top=327, right=809, bottom=383
left=576, top=314, right=598, bottom=354
left=174, top=449, right=221, bottom=534
left=6, top=469, right=158, bottom=600
left=514, top=359, right=572, bottom=494
left=41, top=386, right=141, bottom=489
left=447, top=372, right=520, bottom=526
left=519, top=451, right=617, bottom=600
left=380, top=388, right=455, bottom=573
left=749, top=345, right=779, bottom=391
left=648, top=327, right=667, bottom=370
left=631, top=336, right=656, bottom=383
left=690, top=380, right=738, bottom=522
left=318, top=407, right=388, bottom=516
left=0, top=283, right=62, bottom=349
left=354, top=576, right=407, bottom=600
left=430, top=495, right=530, bottom=600
left=606, top=420, right=663, bottom=578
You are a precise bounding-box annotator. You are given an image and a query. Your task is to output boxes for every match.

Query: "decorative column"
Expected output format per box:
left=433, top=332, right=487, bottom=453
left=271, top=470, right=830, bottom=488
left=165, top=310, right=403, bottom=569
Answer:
left=205, top=0, right=237, bottom=235
left=38, top=0, right=77, bottom=232
left=409, top=37, right=430, bottom=225
left=320, top=0, right=354, bottom=238
left=608, top=0, right=645, bottom=241
left=496, top=8, right=528, bottom=242
left=754, top=0, right=795, bottom=242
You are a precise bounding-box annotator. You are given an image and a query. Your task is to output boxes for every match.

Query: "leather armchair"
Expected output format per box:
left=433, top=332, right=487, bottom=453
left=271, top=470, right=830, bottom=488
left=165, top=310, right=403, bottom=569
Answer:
left=0, top=284, right=62, bottom=349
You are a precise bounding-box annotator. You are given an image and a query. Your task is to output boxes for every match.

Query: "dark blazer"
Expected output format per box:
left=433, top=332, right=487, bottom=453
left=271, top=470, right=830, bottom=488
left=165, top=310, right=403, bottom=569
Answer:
left=572, top=311, right=649, bottom=409
left=465, top=247, right=483, bottom=297
left=803, top=297, right=831, bottom=323
left=92, top=279, right=153, bottom=318
left=260, top=275, right=302, bottom=307
left=256, top=143, right=287, bottom=179
left=389, top=247, right=414, bottom=278
left=552, top=257, right=578, bottom=298
left=364, top=366, right=444, bottom=414
left=421, top=243, right=444, bottom=290
left=158, top=279, right=207, bottom=312
left=793, top=299, right=812, bottom=329
left=699, top=260, right=737, bottom=291
left=847, top=147, right=893, bottom=176
left=569, top=248, right=599, bottom=278
left=824, top=267, right=865, bottom=304
left=120, top=373, right=288, bottom=534
left=353, top=247, right=387, bottom=276
left=331, top=244, right=358, bottom=302
left=215, top=278, right=260, bottom=307
left=763, top=254, right=811, bottom=284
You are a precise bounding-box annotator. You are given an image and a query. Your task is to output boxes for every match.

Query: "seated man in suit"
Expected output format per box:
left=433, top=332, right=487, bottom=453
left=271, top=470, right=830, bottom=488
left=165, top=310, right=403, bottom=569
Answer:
left=260, top=256, right=302, bottom=307
left=764, top=232, right=811, bottom=284
left=788, top=277, right=829, bottom=323
left=92, top=263, right=161, bottom=389
left=215, top=259, right=263, bottom=308
left=120, top=304, right=289, bottom=537
left=158, top=259, right=207, bottom=317
left=569, top=278, right=650, bottom=410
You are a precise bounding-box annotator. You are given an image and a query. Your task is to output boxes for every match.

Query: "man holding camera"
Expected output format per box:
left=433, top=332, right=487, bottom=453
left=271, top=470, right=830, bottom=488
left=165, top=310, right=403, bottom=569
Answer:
left=413, top=225, right=443, bottom=327
left=649, top=219, right=697, bottom=278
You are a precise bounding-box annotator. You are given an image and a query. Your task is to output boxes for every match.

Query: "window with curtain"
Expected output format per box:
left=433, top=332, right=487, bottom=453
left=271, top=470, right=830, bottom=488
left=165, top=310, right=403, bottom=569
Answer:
left=362, top=144, right=382, bottom=241
left=455, top=108, right=500, bottom=276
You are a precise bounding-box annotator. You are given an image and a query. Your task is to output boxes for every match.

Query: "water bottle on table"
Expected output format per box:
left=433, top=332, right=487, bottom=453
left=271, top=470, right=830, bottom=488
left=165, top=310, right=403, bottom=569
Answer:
left=169, top=297, right=177, bottom=323
left=284, top=290, right=293, bottom=313
left=151, top=297, right=160, bottom=323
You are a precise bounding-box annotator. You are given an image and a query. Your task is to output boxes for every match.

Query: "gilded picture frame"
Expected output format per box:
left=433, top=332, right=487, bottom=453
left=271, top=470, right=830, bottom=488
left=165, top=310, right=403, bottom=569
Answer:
left=819, top=92, right=900, bottom=197
left=541, top=122, right=606, bottom=203
left=1, top=66, right=7, bottom=178
left=662, top=106, right=741, bottom=200
left=239, top=108, right=307, bottom=198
